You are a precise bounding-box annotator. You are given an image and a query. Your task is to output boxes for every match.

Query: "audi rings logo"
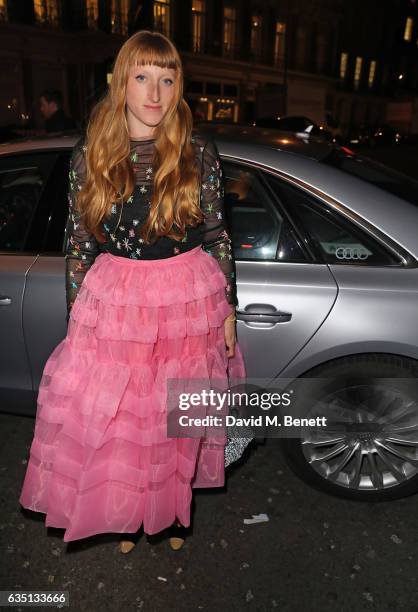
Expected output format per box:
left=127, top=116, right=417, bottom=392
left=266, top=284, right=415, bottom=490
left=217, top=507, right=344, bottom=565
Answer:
left=335, top=247, right=369, bottom=260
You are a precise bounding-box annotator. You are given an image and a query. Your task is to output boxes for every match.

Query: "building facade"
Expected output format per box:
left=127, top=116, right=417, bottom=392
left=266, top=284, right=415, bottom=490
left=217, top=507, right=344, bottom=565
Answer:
left=0, top=0, right=418, bottom=135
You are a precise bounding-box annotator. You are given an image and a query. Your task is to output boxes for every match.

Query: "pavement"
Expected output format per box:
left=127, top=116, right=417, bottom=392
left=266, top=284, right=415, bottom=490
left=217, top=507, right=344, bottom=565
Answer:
left=2, top=411, right=418, bottom=612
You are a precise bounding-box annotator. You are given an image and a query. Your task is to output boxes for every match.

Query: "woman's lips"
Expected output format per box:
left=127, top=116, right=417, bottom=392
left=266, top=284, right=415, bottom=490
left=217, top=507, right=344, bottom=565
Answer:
left=144, top=105, right=162, bottom=110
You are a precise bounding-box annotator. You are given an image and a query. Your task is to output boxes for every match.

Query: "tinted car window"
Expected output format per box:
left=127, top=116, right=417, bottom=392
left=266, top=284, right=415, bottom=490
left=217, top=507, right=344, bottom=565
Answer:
left=266, top=174, right=400, bottom=266
left=40, top=153, right=71, bottom=253
left=223, top=161, right=307, bottom=262
left=0, top=152, right=56, bottom=252
left=321, top=148, right=418, bottom=207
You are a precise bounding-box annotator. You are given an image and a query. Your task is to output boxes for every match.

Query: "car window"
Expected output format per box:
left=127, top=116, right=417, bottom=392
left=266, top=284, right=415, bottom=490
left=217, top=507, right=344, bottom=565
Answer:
left=0, top=152, right=56, bottom=252
left=39, top=153, right=71, bottom=253
left=266, top=173, right=400, bottom=266
left=222, top=161, right=307, bottom=262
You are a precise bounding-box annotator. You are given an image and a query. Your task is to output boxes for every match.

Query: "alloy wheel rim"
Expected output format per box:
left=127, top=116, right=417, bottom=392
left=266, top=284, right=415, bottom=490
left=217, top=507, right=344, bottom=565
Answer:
left=301, top=383, right=418, bottom=491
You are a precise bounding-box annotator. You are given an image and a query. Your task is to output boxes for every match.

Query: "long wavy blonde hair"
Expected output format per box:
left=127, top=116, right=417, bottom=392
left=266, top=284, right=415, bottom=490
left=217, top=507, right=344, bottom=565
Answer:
left=76, top=30, right=203, bottom=245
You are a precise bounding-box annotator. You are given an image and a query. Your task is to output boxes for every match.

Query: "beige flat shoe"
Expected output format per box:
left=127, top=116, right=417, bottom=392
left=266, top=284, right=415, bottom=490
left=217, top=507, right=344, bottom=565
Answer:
left=168, top=521, right=186, bottom=550
left=169, top=536, right=185, bottom=550
left=119, top=539, right=136, bottom=554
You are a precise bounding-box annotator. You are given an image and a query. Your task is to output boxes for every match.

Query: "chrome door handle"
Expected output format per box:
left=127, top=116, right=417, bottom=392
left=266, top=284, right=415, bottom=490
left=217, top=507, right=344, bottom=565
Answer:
left=0, top=296, right=12, bottom=306
left=237, top=303, right=292, bottom=323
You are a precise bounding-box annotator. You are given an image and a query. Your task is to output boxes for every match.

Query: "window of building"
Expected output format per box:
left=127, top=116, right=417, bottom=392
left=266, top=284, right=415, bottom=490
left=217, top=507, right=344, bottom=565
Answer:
left=86, top=0, right=99, bottom=30
left=339, top=52, right=348, bottom=79
left=223, top=6, right=237, bottom=58
left=354, top=56, right=362, bottom=90
left=316, top=32, right=326, bottom=73
left=0, top=0, right=7, bottom=21
left=368, top=60, right=376, bottom=88
left=224, top=84, right=238, bottom=96
left=154, top=0, right=171, bottom=38
left=274, top=22, right=286, bottom=66
left=192, top=0, right=206, bottom=53
left=295, top=25, right=306, bottom=70
left=207, top=82, right=221, bottom=95
left=111, top=0, right=129, bottom=35
left=34, top=0, right=60, bottom=26
left=250, top=14, right=263, bottom=61
left=188, top=80, right=203, bottom=93
left=404, top=16, right=413, bottom=41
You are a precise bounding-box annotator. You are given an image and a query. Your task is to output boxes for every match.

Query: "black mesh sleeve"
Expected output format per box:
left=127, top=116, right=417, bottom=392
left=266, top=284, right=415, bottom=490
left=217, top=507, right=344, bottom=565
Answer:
left=199, top=138, right=238, bottom=308
left=65, top=140, right=99, bottom=319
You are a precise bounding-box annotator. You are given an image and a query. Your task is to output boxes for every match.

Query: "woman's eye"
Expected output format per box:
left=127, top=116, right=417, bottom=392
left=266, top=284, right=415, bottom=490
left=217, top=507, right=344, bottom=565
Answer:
left=135, top=75, right=173, bottom=84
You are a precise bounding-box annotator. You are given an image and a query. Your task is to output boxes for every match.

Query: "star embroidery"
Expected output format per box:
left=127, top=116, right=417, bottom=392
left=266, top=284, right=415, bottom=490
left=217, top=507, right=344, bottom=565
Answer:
left=140, top=185, right=147, bottom=194
left=136, top=248, right=142, bottom=256
left=129, top=229, right=135, bottom=238
left=122, top=238, right=133, bottom=251
left=133, top=219, right=139, bottom=226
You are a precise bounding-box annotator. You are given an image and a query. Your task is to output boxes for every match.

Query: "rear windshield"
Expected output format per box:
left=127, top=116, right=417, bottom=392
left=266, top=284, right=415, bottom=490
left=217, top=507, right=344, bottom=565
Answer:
left=320, top=148, right=418, bottom=206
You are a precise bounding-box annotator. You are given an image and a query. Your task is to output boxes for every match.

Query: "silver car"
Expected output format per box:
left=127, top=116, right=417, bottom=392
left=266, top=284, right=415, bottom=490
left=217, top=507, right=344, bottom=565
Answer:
left=2, top=126, right=418, bottom=503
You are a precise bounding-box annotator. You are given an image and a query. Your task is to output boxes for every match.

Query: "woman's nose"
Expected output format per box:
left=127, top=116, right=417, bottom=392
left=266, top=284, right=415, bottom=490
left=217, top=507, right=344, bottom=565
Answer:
left=149, top=82, right=160, bottom=102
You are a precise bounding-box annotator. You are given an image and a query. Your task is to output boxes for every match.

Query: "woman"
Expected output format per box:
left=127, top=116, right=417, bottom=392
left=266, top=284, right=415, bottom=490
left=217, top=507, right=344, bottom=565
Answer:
left=19, top=30, right=246, bottom=553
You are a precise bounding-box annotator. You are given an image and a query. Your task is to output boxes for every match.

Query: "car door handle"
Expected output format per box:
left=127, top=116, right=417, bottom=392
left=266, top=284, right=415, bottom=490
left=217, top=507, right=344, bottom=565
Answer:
left=0, top=296, right=12, bottom=306
left=237, top=303, right=292, bottom=323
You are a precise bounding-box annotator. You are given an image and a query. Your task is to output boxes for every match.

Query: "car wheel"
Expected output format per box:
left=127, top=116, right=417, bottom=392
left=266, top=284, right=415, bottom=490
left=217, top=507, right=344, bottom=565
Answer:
left=280, top=354, right=418, bottom=501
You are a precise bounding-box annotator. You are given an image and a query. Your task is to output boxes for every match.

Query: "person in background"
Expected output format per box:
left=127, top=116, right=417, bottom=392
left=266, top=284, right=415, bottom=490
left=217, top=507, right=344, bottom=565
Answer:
left=39, top=89, right=77, bottom=133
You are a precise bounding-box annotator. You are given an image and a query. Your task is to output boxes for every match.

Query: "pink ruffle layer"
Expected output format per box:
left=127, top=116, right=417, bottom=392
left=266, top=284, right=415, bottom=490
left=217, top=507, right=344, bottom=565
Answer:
left=19, top=246, right=246, bottom=542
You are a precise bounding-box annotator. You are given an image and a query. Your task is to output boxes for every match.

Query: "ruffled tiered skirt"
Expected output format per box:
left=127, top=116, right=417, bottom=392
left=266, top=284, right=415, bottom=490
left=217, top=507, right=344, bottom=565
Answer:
left=19, top=245, right=246, bottom=542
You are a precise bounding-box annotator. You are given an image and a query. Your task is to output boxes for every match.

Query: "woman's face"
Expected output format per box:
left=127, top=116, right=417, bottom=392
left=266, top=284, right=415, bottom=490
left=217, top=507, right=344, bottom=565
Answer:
left=125, top=63, right=177, bottom=137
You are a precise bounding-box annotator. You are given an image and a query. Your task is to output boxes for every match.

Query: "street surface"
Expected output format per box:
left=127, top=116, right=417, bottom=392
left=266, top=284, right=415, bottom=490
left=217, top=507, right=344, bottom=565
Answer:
left=2, top=411, right=418, bottom=612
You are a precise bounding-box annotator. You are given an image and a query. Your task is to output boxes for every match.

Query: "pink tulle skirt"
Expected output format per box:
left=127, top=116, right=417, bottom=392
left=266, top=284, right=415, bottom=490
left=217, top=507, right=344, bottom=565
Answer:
left=19, top=245, right=246, bottom=542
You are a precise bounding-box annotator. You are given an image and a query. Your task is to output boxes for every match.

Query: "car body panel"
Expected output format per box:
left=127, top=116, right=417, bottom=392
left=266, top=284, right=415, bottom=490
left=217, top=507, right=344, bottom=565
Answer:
left=0, top=255, right=38, bottom=402
left=23, top=254, right=67, bottom=389
left=235, top=261, right=338, bottom=378
left=280, top=265, right=418, bottom=378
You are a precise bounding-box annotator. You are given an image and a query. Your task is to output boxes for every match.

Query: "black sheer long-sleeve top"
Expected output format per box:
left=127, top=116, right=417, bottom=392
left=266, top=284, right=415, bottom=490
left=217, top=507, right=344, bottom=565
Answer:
left=65, top=133, right=238, bottom=318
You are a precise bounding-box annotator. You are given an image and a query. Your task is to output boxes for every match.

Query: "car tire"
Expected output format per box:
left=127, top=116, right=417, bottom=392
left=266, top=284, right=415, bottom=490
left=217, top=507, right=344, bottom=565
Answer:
left=280, top=354, right=418, bottom=502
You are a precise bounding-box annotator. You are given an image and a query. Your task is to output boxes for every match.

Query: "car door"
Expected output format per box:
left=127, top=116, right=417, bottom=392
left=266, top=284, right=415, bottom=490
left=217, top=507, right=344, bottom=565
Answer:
left=222, top=159, right=338, bottom=379
left=0, top=151, right=57, bottom=412
left=23, top=152, right=71, bottom=396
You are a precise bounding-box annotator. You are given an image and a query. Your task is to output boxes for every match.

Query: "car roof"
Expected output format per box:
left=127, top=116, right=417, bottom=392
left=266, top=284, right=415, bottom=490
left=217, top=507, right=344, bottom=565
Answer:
left=0, top=124, right=334, bottom=161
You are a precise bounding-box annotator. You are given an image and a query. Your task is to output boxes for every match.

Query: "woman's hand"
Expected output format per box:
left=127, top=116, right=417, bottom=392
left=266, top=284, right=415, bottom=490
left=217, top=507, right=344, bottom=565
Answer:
left=224, top=310, right=236, bottom=358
